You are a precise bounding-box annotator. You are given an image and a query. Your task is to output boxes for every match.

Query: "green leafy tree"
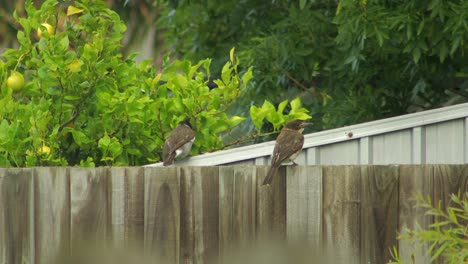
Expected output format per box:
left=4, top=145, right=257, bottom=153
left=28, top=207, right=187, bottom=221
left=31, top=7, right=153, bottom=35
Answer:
left=0, top=0, right=252, bottom=167
left=159, top=0, right=468, bottom=131
left=0, top=0, right=166, bottom=63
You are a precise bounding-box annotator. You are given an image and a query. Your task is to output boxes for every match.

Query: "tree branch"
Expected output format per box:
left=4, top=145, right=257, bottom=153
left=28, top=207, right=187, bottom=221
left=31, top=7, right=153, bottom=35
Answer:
left=447, top=87, right=468, bottom=98
left=208, top=131, right=279, bottom=153
left=285, top=72, right=321, bottom=98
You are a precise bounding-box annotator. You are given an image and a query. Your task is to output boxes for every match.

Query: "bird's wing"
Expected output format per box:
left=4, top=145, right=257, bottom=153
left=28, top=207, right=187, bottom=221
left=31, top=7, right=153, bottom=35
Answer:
left=270, top=129, right=304, bottom=166
left=162, top=141, right=172, bottom=163
left=164, top=124, right=196, bottom=153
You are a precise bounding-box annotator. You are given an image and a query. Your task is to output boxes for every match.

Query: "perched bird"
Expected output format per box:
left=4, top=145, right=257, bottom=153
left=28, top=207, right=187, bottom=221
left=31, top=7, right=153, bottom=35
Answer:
left=262, top=120, right=310, bottom=185
left=163, top=119, right=196, bottom=166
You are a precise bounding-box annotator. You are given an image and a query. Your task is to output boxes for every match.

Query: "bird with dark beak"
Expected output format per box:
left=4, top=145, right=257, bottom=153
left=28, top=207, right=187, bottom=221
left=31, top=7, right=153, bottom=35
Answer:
left=163, top=119, right=196, bottom=166
left=262, top=120, right=310, bottom=185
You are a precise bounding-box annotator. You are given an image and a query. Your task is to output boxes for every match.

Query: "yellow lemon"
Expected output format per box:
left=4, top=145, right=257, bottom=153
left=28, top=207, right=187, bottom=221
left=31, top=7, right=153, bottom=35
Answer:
left=38, top=145, right=51, bottom=155
left=37, top=23, right=54, bottom=38
left=6, top=71, right=25, bottom=92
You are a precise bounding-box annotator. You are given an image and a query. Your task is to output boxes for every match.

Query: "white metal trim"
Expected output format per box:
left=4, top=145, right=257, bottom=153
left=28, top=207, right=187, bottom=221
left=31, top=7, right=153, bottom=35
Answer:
left=306, top=148, right=319, bottom=165
left=145, top=103, right=468, bottom=167
left=411, top=127, right=424, bottom=164
left=465, top=117, right=468, bottom=164
left=359, top=137, right=373, bottom=165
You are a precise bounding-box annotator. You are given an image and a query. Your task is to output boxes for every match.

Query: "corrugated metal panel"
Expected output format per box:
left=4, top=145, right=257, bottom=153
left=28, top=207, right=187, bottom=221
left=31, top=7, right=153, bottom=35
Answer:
left=372, top=129, right=412, bottom=164
left=425, top=119, right=465, bottom=164
left=319, top=140, right=359, bottom=165
left=145, top=103, right=468, bottom=167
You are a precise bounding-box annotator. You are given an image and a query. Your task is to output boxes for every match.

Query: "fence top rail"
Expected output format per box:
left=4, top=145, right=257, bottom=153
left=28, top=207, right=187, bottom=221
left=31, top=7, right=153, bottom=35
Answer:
left=3, top=164, right=467, bottom=171
left=145, top=103, right=468, bottom=167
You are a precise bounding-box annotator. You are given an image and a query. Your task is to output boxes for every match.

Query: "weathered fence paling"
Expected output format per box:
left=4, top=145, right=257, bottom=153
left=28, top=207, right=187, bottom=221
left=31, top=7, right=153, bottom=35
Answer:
left=0, top=165, right=467, bottom=264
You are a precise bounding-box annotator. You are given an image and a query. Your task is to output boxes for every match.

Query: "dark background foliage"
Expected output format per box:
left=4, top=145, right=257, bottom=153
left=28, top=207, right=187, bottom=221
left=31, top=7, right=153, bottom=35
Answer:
left=159, top=0, right=468, bottom=131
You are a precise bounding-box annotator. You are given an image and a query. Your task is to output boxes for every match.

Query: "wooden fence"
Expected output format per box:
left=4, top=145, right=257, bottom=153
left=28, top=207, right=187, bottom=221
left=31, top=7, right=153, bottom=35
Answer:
left=0, top=165, right=467, bottom=264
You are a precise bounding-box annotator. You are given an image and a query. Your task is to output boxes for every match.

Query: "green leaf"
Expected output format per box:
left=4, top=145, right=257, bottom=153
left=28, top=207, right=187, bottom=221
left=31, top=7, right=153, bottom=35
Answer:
left=450, top=37, right=461, bottom=55
left=242, top=67, right=253, bottom=87
left=406, top=25, right=412, bottom=40
left=277, top=99, right=288, bottom=114
left=431, top=242, right=449, bottom=261
left=210, top=121, right=229, bottom=134
left=189, top=59, right=204, bottom=78
left=64, top=95, right=81, bottom=101
left=417, top=20, right=425, bottom=36
left=447, top=208, right=459, bottom=224
left=300, top=0, right=306, bottom=10
left=227, top=116, right=246, bottom=127
left=0, top=154, right=11, bottom=167
left=376, top=32, right=384, bottom=47
left=79, top=157, right=95, bottom=167
left=59, top=36, right=70, bottom=51
left=290, top=112, right=312, bottom=121
left=72, top=130, right=89, bottom=147
left=266, top=111, right=284, bottom=130
left=109, top=138, right=122, bottom=157
left=17, top=31, right=29, bottom=46
left=229, top=47, right=235, bottom=64
left=439, top=41, right=448, bottom=63
left=290, top=97, right=303, bottom=111
left=172, top=74, right=188, bottom=92
left=82, top=43, right=98, bottom=61
left=412, top=48, right=421, bottom=63
left=250, top=105, right=265, bottom=130
left=129, top=117, right=144, bottom=124
left=221, top=62, right=232, bottom=84
left=0, top=120, right=10, bottom=144
left=171, top=97, right=184, bottom=112
left=127, top=147, right=142, bottom=156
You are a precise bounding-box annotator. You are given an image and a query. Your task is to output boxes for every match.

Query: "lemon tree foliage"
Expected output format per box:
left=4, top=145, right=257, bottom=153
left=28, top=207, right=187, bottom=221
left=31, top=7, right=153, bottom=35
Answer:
left=250, top=97, right=311, bottom=131
left=0, top=0, right=253, bottom=167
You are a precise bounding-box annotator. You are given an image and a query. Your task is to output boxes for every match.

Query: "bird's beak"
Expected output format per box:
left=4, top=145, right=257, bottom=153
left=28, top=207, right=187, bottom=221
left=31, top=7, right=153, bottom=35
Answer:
left=301, top=122, right=312, bottom=128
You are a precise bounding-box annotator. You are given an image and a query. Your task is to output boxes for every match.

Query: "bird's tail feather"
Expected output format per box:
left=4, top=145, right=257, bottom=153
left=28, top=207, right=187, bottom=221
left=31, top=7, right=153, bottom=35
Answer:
left=262, top=166, right=279, bottom=185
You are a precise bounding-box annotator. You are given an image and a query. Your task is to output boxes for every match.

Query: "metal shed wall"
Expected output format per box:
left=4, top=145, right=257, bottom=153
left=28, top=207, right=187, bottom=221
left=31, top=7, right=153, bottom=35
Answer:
left=146, top=103, right=468, bottom=167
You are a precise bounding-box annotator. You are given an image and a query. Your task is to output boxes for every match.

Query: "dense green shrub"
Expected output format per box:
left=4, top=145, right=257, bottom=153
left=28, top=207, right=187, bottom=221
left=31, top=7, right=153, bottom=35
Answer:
left=0, top=0, right=253, bottom=166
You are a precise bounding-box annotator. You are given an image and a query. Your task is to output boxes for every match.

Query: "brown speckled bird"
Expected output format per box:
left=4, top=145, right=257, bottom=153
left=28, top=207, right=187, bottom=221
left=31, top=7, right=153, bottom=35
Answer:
left=262, top=120, right=310, bottom=185
left=163, top=119, right=196, bottom=166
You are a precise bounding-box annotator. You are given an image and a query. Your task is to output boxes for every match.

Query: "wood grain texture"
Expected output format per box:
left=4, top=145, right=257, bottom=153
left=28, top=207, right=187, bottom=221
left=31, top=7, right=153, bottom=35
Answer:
left=286, top=166, right=322, bottom=244
left=179, top=167, right=219, bottom=264
left=0, top=168, right=34, bottom=264
left=34, top=167, right=70, bottom=264
left=109, top=167, right=144, bottom=248
left=109, top=167, right=126, bottom=248
left=433, top=165, right=468, bottom=207
left=70, top=167, right=108, bottom=247
left=144, top=166, right=180, bottom=263
left=360, top=165, right=399, bottom=264
left=322, top=166, right=360, bottom=264
left=218, top=166, right=256, bottom=256
left=257, top=166, right=286, bottom=239
left=398, top=165, right=433, bottom=264
left=0, top=165, right=465, bottom=263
